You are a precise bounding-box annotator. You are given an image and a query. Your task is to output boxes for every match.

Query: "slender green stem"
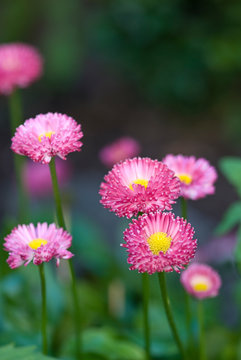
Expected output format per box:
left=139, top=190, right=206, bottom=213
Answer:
left=184, top=291, right=193, bottom=357
left=198, top=301, right=206, bottom=360
left=180, top=197, right=193, bottom=356
left=158, top=272, right=187, bottom=360
left=49, top=158, right=82, bottom=358
left=49, top=158, right=66, bottom=229
left=39, top=264, right=47, bottom=354
left=180, top=197, right=187, bottom=220
left=142, top=273, right=151, bottom=360
left=9, top=90, right=28, bottom=222
left=68, top=258, right=82, bottom=358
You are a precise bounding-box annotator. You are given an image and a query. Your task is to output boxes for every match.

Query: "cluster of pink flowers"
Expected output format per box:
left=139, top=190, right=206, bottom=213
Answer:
left=99, top=150, right=221, bottom=296
left=0, top=42, right=84, bottom=269
left=2, top=40, right=221, bottom=303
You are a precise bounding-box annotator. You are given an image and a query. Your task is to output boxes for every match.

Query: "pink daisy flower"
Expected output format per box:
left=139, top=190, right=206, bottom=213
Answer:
left=162, top=154, right=217, bottom=200
left=99, top=136, right=140, bottom=167
left=4, top=223, right=73, bottom=269
left=11, top=112, right=83, bottom=164
left=23, top=158, right=71, bottom=197
left=180, top=263, right=221, bottom=299
left=122, top=211, right=197, bottom=274
left=0, top=43, right=43, bottom=95
left=100, top=157, right=180, bottom=218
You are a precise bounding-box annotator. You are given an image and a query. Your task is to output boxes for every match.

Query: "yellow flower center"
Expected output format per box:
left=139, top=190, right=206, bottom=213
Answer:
left=147, top=232, right=172, bottom=255
left=129, top=179, right=148, bottom=191
left=178, top=174, right=192, bottom=185
left=28, top=238, right=48, bottom=250
left=193, top=282, right=209, bottom=292
left=38, top=131, right=55, bottom=142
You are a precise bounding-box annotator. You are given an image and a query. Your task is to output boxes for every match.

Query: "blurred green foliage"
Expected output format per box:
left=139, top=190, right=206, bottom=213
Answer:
left=89, top=0, right=241, bottom=111
left=0, top=344, right=54, bottom=360
left=217, top=157, right=241, bottom=263
left=0, top=0, right=241, bottom=359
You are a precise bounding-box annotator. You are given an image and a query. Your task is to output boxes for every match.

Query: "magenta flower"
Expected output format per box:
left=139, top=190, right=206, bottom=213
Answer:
left=0, top=43, right=43, bottom=95
left=23, top=158, right=71, bottom=197
left=180, top=263, right=221, bottom=299
left=4, top=223, right=73, bottom=268
left=11, top=112, right=83, bottom=164
left=100, top=157, right=180, bottom=218
left=122, top=211, right=197, bottom=274
left=99, top=137, right=140, bottom=167
left=162, top=154, right=217, bottom=200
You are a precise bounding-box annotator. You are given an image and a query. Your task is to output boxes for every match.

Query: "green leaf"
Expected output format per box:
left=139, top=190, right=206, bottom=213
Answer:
left=0, top=344, right=55, bottom=360
left=83, top=328, right=145, bottom=360
left=215, top=202, right=241, bottom=235
left=219, top=157, right=241, bottom=197
left=62, top=328, right=145, bottom=360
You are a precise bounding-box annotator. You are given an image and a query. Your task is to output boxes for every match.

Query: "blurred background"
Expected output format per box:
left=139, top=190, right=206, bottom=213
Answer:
left=0, top=1, right=241, bottom=359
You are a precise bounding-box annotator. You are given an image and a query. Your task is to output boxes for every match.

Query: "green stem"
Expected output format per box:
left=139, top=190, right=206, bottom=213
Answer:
left=180, top=197, right=193, bottom=356
left=184, top=291, right=193, bottom=357
left=158, top=272, right=187, bottom=360
left=198, top=301, right=206, bottom=360
left=9, top=90, right=28, bottom=223
left=49, top=158, right=66, bottom=229
left=180, top=197, right=187, bottom=220
left=68, top=258, right=82, bottom=358
left=39, top=263, right=47, bottom=354
left=49, top=158, right=82, bottom=358
left=142, top=273, right=151, bottom=360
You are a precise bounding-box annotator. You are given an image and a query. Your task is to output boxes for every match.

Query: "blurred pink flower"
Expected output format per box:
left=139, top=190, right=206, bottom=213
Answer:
left=4, top=223, right=73, bottom=268
left=23, top=158, right=71, bottom=197
left=100, top=157, right=180, bottom=218
left=180, top=263, right=221, bottom=299
left=163, top=154, right=217, bottom=200
left=0, top=43, right=43, bottom=95
left=11, top=112, right=83, bottom=164
left=99, top=137, right=140, bottom=167
left=122, top=211, right=197, bottom=274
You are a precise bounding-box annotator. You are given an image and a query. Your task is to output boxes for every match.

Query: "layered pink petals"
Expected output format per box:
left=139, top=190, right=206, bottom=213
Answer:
left=163, top=154, right=217, bottom=200
left=99, top=137, right=140, bottom=167
left=180, top=263, right=221, bottom=299
left=4, top=223, right=73, bottom=268
left=0, top=43, right=43, bottom=95
left=100, top=157, right=180, bottom=218
left=11, top=112, right=83, bottom=164
left=122, top=211, right=197, bottom=274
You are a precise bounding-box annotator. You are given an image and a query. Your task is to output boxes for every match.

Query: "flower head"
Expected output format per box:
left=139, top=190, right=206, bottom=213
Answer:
left=4, top=223, right=73, bottom=268
left=100, top=157, right=180, bottom=218
left=11, top=112, right=83, bottom=164
left=162, top=154, right=217, bottom=200
left=180, top=263, right=221, bottom=299
left=23, top=158, right=71, bottom=197
left=99, top=137, right=140, bottom=167
left=122, top=211, right=197, bottom=274
left=0, top=43, right=43, bottom=95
